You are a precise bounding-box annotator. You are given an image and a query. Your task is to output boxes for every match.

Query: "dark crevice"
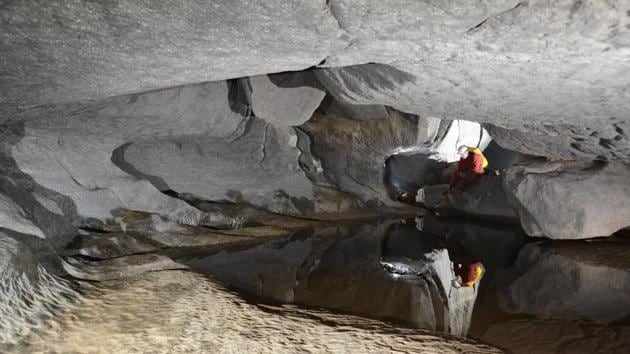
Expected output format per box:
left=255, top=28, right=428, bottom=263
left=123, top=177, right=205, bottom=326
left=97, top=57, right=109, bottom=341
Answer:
left=111, top=142, right=170, bottom=191
left=77, top=226, right=109, bottom=234
left=467, top=2, right=527, bottom=33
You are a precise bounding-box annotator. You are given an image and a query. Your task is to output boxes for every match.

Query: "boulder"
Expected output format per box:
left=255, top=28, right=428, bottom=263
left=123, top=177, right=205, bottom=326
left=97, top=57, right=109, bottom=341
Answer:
left=503, top=160, right=630, bottom=239
left=430, top=160, right=630, bottom=239
left=245, top=71, right=326, bottom=126
left=449, top=175, right=519, bottom=222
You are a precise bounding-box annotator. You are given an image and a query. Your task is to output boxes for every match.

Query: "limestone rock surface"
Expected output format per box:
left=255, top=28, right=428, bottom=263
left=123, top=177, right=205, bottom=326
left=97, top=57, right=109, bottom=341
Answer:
left=503, top=160, right=630, bottom=239
left=315, top=0, right=630, bottom=161
left=0, top=0, right=344, bottom=106
left=122, top=118, right=359, bottom=216
left=8, top=81, right=245, bottom=224
left=0, top=193, right=45, bottom=238
left=301, top=109, right=422, bottom=209
left=246, top=72, right=326, bottom=126
left=2, top=1, right=628, bottom=164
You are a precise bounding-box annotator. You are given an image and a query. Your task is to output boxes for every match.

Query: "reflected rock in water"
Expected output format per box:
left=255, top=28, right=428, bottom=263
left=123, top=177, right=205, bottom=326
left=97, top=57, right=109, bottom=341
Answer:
left=381, top=222, right=481, bottom=336
left=416, top=215, right=526, bottom=269
left=497, top=241, right=630, bottom=323
left=187, top=220, right=488, bottom=336
left=482, top=319, right=630, bottom=354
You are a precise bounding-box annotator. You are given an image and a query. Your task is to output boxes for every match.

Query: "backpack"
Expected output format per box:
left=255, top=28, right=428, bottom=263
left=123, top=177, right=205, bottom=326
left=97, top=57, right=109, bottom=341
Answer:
left=467, top=147, right=488, bottom=169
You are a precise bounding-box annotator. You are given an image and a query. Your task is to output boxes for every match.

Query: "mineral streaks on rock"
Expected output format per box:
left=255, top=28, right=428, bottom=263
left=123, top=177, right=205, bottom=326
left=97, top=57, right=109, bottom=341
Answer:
left=0, top=0, right=344, bottom=106
left=503, top=160, right=630, bottom=239
left=497, top=242, right=630, bottom=322
left=301, top=107, right=421, bottom=209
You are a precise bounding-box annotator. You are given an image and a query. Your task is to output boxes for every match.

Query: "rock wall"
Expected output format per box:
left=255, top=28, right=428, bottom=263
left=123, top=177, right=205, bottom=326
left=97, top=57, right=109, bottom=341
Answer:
left=301, top=106, right=422, bottom=209
left=0, top=0, right=627, bottom=264
left=1, top=73, right=428, bottom=235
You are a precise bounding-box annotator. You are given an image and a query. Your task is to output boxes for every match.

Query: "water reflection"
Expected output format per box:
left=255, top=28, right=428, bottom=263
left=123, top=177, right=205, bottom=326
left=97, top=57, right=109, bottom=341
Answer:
left=478, top=239, right=630, bottom=353
left=182, top=214, right=630, bottom=351
left=184, top=216, right=526, bottom=337
left=2, top=213, right=629, bottom=352
left=495, top=241, right=630, bottom=322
